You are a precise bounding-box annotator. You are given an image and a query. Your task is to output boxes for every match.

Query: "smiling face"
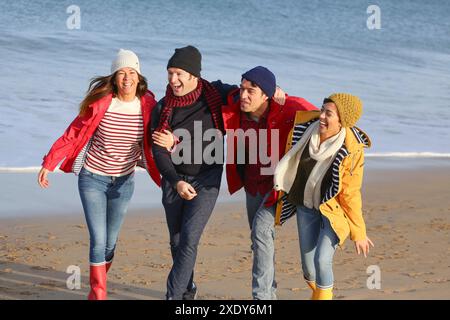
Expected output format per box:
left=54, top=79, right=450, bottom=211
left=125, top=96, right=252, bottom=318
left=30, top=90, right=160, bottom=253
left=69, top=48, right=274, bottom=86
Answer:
left=319, top=102, right=342, bottom=141
left=115, top=67, right=139, bottom=101
left=167, top=67, right=198, bottom=96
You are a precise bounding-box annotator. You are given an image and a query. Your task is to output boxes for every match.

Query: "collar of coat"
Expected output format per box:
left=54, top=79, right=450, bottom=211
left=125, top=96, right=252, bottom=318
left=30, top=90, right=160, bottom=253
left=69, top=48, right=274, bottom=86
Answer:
left=88, top=90, right=156, bottom=113
left=292, top=110, right=371, bottom=154
left=223, top=88, right=288, bottom=128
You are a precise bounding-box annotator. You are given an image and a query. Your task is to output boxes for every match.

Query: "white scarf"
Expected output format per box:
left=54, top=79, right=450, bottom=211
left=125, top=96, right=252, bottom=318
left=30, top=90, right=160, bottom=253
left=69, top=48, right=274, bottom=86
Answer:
left=274, top=121, right=346, bottom=209
left=304, top=124, right=346, bottom=209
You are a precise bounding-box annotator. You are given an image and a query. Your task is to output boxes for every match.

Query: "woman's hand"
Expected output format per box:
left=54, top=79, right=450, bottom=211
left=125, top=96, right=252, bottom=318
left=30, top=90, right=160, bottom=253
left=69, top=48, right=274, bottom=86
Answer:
left=176, top=181, right=197, bottom=200
left=152, top=130, right=175, bottom=151
left=273, top=86, right=286, bottom=105
left=354, top=237, right=375, bottom=258
left=38, top=167, right=50, bottom=188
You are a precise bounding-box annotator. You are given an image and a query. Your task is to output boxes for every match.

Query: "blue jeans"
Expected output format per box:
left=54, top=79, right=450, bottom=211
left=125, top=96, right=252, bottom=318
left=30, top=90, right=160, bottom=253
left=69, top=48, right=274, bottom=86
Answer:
left=296, top=205, right=339, bottom=289
left=78, top=167, right=134, bottom=265
left=246, top=192, right=277, bottom=300
left=162, top=166, right=222, bottom=300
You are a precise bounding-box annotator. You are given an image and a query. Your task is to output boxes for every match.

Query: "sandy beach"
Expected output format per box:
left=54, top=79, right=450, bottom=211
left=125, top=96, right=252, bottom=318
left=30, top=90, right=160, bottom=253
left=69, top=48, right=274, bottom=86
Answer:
left=0, top=159, right=449, bottom=300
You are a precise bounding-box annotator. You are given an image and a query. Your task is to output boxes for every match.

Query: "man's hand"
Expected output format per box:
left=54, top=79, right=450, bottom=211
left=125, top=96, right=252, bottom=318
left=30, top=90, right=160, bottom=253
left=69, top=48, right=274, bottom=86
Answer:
left=152, top=130, right=175, bottom=151
left=176, top=181, right=197, bottom=200
left=273, top=86, right=286, bottom=105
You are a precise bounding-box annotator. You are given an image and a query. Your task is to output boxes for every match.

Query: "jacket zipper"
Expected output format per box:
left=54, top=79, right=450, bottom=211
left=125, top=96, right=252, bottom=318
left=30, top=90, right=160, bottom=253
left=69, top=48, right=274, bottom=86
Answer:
left=349, top=152, right=354, bottom=176
left=141, top=144, right=150, bottom=174
left=72, top=107, right=98, bottom=172
left=71, top=138, right=92, bottom=173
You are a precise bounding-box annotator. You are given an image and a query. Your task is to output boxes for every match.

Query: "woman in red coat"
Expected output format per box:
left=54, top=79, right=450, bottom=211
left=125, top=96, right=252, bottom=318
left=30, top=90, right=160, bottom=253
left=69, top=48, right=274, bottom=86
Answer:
left=37, top=49, right=161, bottom=300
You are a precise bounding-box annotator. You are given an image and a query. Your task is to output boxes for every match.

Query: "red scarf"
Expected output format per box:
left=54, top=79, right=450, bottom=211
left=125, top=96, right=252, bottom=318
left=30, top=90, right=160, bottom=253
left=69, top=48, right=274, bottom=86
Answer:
left=157, top=78, right=224, bottom=133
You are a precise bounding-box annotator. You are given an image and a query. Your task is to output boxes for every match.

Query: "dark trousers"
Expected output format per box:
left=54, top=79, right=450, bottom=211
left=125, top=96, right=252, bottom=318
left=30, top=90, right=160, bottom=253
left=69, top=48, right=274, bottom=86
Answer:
left=162, top=166, right=222, bottom=300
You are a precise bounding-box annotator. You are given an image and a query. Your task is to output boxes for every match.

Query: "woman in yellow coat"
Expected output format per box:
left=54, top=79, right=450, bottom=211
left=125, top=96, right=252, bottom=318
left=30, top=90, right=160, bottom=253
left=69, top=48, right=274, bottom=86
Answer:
left=273, top=93, right=374, bottom=300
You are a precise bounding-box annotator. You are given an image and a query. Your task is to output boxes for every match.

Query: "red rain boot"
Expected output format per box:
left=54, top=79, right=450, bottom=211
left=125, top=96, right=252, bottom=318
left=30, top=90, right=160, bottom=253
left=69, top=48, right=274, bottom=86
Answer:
left=87, top=264, right=107, bottom=300
left=105, top=260, right=113, bottom=273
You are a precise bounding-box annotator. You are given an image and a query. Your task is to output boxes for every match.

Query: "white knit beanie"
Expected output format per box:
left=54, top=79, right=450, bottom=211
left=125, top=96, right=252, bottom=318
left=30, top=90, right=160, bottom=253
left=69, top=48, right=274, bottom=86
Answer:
left=111, top=49, right=141, bottom=74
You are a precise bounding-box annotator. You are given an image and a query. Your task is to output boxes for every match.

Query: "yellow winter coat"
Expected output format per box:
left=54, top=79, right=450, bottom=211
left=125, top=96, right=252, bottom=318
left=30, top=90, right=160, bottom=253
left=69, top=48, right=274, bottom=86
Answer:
left=274, top=110, right=371, bottom=246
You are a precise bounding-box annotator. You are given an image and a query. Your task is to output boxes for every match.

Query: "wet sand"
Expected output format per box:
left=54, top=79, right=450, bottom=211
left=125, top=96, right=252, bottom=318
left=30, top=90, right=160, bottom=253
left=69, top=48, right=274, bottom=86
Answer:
left=0, top=162, right=449, bottom=300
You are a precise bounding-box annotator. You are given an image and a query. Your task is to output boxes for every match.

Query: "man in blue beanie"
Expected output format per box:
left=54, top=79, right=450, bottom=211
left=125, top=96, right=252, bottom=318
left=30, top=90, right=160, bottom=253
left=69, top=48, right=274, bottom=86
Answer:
left=222, top=66, right=318, bottom=299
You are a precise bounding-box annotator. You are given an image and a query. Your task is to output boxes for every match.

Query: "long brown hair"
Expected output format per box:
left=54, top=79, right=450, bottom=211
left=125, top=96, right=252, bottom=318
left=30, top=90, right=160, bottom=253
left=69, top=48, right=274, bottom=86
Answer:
left=79, top=72, right=148, bottom=116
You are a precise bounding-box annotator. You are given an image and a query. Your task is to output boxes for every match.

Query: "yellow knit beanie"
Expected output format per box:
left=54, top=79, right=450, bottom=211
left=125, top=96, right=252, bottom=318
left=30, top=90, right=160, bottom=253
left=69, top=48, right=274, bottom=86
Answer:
left=328, top=93, right=363, bottom=127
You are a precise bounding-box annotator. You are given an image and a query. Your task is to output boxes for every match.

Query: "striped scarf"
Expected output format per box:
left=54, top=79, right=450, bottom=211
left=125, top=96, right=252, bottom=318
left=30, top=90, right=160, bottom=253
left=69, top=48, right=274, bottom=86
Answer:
left=156, top=78, right=224, bottom=133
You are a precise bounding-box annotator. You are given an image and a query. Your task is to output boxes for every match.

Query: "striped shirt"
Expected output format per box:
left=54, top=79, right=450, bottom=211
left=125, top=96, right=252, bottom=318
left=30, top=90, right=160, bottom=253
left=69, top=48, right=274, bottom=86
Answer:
left=84, top=97, right=143, bottom=177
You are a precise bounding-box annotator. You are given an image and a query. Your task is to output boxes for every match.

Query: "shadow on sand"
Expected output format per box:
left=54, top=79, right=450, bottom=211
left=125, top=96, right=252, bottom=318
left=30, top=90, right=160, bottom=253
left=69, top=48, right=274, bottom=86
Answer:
left=0, top=260, right=165, bottom=300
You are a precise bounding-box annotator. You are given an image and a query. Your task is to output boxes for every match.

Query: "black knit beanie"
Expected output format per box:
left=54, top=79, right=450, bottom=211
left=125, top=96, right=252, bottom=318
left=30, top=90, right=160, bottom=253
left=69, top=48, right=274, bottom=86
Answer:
left=167, top=45, right=202, bottom=77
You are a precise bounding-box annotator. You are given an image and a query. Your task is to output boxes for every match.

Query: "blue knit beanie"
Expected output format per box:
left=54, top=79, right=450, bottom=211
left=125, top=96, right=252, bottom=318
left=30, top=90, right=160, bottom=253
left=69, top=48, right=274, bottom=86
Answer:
left=241, top=66, right=276, bottom=98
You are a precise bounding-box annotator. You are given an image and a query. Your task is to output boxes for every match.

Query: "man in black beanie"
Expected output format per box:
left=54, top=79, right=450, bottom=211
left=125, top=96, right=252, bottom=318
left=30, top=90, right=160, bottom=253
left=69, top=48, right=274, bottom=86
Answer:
left=150, top=45, right=237, bottom=300
left=151, top=47, right=287, bottom=300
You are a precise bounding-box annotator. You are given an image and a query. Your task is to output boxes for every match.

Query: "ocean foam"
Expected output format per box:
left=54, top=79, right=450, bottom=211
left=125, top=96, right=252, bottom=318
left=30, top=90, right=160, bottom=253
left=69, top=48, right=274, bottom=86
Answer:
left=1, top=153, right=449, bottom=173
